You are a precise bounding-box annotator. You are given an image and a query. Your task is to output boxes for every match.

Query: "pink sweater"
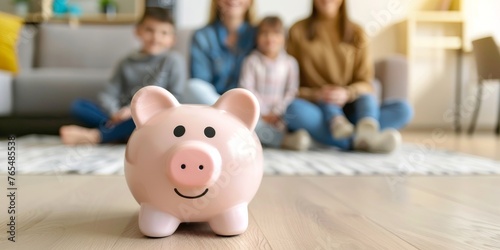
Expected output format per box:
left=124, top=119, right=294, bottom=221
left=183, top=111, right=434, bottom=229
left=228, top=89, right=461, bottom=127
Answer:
left=239, top=50, right=299, bottom=116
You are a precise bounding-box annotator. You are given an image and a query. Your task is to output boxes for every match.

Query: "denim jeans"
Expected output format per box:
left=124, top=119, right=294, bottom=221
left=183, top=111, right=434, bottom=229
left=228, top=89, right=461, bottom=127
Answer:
left=182, top=78, right=221, bottom=105
left=71, top=99, right=136, bottom=144
left=318, top=95, right=380, bottom=124
left=285, top=95, right=413, bottom=150
left=255, top=119, right=285, bottom=148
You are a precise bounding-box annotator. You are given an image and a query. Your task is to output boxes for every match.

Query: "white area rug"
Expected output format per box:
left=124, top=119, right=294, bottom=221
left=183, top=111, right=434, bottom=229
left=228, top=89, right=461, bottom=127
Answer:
left=1, top=135, right=499, bottom=176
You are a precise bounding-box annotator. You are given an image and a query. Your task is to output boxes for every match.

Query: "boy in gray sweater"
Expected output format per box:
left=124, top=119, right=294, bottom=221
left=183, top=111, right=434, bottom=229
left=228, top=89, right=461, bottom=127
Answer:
left=60, top=7, right=186, bottom=145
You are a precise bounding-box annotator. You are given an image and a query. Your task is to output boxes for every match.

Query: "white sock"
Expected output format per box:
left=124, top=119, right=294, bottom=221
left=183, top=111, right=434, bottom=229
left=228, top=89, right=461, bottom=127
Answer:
left=353, top=118, right=401, bottom=153
left=330, top=116, right=355, bottom=139
left=282, top=129, right=312, bottom=151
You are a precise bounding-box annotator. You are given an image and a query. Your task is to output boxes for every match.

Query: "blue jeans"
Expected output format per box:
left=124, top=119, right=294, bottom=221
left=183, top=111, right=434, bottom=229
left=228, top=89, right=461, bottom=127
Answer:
left=71, top=99, right=136, bottom=144
left=255, top=119, right=285, bottom=148
left=182, top=79, right=221, bottom=105
left=286, top=95, right=413, bottom=150
left=318, top=95, right=380, bottom=123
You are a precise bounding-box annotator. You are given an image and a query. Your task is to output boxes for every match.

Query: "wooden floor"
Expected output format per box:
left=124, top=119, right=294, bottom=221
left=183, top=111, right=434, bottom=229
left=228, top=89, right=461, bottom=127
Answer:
left=402, top=129, right=500, bottom=161
left=0, top=131, right=499, bottom=249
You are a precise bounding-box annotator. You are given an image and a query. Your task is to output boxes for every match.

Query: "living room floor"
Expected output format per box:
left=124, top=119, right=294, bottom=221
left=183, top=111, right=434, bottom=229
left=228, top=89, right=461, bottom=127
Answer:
left=402, top=129, right=500, bottom=161
left=1, top=130, right=499, bottom=249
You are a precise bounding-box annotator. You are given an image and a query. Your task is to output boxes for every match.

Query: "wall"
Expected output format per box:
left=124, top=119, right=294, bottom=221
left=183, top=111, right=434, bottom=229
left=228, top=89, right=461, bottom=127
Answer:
left=464, top=0, right=500, bottom=44
left=176, top=0, right=311, bottom=29
left=0, top=1, right=13, bottom=13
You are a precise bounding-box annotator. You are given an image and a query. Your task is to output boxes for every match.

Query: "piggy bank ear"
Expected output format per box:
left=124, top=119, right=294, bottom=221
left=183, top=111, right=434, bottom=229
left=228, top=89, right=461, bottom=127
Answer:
left=213, top=88, right=260, bottom=131
left=131, top=86, right=179, bottom=128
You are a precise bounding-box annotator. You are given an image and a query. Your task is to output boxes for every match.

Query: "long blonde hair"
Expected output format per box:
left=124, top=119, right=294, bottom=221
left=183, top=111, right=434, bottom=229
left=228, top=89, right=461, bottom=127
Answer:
left=208, top=0, right=257, bottom=24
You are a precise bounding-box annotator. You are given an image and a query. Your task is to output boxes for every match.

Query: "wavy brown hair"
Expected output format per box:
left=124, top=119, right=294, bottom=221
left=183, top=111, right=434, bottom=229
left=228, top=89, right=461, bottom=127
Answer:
left=307, top=0, right=358, bottom=45
left=208, top=0, right=257, bottom=25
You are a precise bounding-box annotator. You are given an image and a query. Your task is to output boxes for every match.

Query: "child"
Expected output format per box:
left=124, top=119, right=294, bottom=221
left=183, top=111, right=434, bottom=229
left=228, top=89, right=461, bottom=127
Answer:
left=239, top=16, right=311, bottom=151
left=60, top=7, right=186, bottom=145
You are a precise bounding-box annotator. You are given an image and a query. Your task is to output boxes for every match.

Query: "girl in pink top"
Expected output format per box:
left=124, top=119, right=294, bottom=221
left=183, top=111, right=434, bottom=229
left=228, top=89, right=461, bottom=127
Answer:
left=240, top=16, right=311, bottom=151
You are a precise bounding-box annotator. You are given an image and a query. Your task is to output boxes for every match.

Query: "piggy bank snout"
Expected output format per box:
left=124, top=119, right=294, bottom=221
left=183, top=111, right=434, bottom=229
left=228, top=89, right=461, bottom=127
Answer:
left=167, top=142, right=222, bottom=188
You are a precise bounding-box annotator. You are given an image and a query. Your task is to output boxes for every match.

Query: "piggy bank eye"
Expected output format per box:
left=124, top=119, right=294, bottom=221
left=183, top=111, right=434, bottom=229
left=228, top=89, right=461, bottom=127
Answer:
left=173, top=125, right=186, bottom=137
left=204, top=127, right=216, bottom=138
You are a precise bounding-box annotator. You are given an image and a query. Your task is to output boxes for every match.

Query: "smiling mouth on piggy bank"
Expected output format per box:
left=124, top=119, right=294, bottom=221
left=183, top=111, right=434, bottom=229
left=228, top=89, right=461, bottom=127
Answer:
left=174, top=188, right=209, bottom=199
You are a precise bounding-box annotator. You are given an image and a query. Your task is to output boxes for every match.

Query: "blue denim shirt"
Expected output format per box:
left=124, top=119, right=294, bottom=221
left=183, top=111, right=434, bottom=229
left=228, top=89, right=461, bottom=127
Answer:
left=190, top=21, right=256, bottom=95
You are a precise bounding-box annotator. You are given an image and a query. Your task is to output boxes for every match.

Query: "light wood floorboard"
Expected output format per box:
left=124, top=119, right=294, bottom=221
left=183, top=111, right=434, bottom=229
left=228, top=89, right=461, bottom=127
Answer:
left=0, top=131, right=498, bottom=249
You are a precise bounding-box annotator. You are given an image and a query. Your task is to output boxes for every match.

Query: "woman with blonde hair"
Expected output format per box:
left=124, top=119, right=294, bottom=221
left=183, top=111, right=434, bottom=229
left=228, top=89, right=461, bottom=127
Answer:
left=183, top=0, right=257, bottom=104
left=285, top=0, right=413, bottom=153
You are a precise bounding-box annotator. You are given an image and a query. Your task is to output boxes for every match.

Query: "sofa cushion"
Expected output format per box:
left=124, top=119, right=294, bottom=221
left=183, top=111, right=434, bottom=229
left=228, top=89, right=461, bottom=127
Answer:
left=13, top=68, right=110, bottom=116
left=17, top=25, right=37, bottom=71
left=0, top=70, right=13, bottom=116
left=375, top=55, right=408, bottom=101
left=372, top=78, right=382, bottom=104
left=174, top=29, right=194, bottom=72
left=0, top=12, right=23, bottom=74
left=37, top=24, right=140, bottom=69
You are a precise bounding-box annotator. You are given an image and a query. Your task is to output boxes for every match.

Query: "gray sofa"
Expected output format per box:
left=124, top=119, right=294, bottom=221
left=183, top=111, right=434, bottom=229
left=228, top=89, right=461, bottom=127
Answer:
left=0, top=23, right=407, bottom=135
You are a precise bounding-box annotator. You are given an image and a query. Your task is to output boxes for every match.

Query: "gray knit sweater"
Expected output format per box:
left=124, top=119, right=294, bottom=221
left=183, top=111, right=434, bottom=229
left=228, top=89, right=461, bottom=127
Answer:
left=98, top=50, right=186, bottom=115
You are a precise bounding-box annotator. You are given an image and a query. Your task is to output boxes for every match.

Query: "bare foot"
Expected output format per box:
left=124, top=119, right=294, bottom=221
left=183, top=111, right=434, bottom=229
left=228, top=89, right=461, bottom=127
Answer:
left=60, top=125, right=101, bottom=145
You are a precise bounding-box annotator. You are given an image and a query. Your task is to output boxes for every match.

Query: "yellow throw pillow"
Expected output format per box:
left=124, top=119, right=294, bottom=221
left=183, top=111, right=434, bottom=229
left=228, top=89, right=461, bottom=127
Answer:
left=0, top=12, right=23, bottom=74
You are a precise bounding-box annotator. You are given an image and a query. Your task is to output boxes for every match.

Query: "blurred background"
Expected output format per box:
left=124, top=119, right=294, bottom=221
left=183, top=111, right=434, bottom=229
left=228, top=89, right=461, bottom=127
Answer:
left=0, top=0, right=499, bottom=135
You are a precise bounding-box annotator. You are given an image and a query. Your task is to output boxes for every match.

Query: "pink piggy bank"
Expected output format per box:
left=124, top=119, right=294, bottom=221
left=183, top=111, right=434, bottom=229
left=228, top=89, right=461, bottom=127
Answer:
left=125, top=86, right=263, bottom=237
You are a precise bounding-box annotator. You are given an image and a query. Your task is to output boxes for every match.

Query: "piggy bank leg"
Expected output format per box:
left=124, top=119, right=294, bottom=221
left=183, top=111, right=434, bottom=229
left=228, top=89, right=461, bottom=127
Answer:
left=139, top=203, right=180, bottom=237
left=208, top=204, right=248, bottom=236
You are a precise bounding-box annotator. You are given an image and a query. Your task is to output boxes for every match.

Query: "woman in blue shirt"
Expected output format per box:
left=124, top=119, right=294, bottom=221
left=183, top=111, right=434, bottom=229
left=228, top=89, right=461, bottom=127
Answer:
left=183, top=0, right=257, bottom=104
